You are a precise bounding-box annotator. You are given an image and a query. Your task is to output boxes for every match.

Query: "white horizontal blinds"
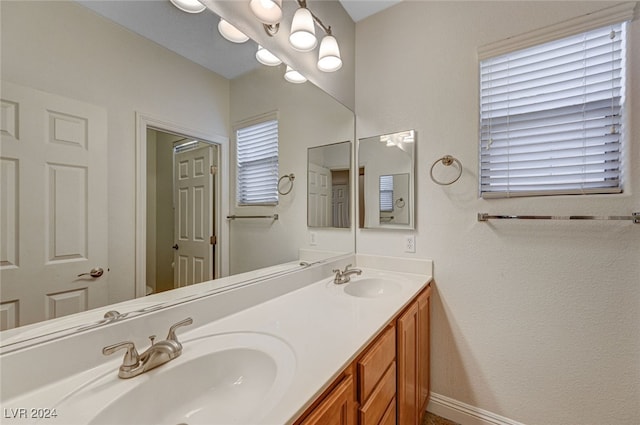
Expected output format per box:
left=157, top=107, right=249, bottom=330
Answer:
left=379, top=175, right=393, bottom=212
left=480, top=22, right=626, bottom=198
left=236, top=118, right=279, bottom=205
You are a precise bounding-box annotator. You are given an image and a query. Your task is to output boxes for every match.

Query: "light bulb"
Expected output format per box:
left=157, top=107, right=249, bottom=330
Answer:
left=289, top=7, right=317, bottom=52
left=256, top=45, right=282, bottom=66
left=218, top=19, right=249, bottom=43
left=169, top=0, right=206, bottom=13
left=317, top=35, right=342, bottom=72
left=249, top=0, right=283, bottom=25
left=284, top=66, right=307, bottom=84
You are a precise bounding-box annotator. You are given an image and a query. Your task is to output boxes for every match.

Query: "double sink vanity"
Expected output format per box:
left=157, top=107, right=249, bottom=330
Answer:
left=0, top=254, right=432, bottom=425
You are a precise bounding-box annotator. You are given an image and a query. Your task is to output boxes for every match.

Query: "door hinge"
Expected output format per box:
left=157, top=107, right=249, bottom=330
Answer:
left=210, top=166, right=217, bottom=175
left=210, top=235, right=216, bottom=245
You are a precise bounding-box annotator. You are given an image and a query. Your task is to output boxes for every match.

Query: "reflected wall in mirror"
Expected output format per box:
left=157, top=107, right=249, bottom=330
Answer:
left=308, top=142, right=352, bottom=228
left=0, top=0, right=354, bottom=339
left=358, top=130, right=416, bottom=229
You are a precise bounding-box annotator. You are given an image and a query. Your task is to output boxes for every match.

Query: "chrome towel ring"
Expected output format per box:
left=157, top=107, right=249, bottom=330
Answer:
left=430, top=155, right=462, bottom=186
left=278, top=173, right=295, bottom=195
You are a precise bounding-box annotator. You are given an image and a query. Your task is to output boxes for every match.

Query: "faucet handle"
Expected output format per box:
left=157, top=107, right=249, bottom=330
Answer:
left=166, top=317, right=193, bottom=342
left=344, top=264, right=353, bottom=271
left=102, top=341, right=140, bottom=368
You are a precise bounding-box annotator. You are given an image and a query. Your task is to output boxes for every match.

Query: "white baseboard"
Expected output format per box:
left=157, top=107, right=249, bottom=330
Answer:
left=427, top=393, right=526, bottom=425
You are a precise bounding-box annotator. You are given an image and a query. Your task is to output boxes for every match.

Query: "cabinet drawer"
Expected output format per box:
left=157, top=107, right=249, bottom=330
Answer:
left=358, top=325, right=395, bottom=402
left=379, top=397, right=396, bottom=425
left=359, top=361, right=396, bottom=425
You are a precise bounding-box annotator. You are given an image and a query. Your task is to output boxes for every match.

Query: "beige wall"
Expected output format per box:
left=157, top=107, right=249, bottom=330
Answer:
left=355, top=2, right=640, bottom=424
left=1, top=1, right=230, bottom=303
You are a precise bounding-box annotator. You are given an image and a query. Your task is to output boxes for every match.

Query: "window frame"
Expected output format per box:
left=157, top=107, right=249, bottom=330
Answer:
left=476, top=3, right=635, bottom=199
left=234, top=111, right=279, bottom=206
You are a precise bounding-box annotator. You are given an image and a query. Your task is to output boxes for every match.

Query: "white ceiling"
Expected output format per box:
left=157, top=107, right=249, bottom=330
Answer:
left=76, top=0, right=400, bottom=80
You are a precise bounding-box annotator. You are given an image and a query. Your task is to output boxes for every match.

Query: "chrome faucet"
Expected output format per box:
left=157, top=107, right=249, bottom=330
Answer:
left=102, top=317, right=193, bottom=379
left=332, top=264, right=362, bottom=284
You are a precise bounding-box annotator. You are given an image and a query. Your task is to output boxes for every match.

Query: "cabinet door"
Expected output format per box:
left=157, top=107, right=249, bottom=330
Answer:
left=397, top=301, right=419, bottom=425
left=301, top=374, right=356, bottom=425
left=418, top=286, right=432, bottom=417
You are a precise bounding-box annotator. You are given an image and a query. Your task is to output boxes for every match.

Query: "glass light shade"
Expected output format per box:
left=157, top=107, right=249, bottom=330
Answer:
left=218, top=19, right=249, bottom=43
left=317, top=35, right=342, bottom=72
left=289, top=7, right=317, bottom=52
left=256, top=45, right=282, bottom=66
left=249, top=0, right=283, bottom=25
left=169, top=0, right=206, bottom=13
left=284, top=66, right=307, bottom=84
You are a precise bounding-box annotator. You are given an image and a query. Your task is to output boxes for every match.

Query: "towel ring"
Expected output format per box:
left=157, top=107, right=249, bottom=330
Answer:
left=395, top=198, right=405, bottom=208
left=430, top=155, right=462, bottom=185
left=278, top=173, right=295, bottom=195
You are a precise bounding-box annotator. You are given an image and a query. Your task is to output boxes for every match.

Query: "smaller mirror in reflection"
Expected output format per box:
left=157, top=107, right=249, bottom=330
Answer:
left=359, top=130, right=415, bottom=229
left=308, top=141, right=352, bottom=228
left=379, top=173, right=410, bottom=225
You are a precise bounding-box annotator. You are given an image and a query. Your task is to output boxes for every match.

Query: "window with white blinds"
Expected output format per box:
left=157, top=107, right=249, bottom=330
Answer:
left=479, top=22, right=627, bottom=198
left=379, top=175, right=394, bottom=212
left=236, top=117, right=279, bottom=205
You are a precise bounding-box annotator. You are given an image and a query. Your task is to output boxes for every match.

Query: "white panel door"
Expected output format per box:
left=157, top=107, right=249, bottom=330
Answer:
left=332, top=184, right=349, bottom=228
left=0, top=81, right=108, bottom=329
left=173, top=146, right=212, bottom=287
left=308, top=163, right=332, bottom=227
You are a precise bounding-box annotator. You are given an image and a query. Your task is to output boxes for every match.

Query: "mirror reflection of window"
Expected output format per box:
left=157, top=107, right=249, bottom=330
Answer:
left=379, top=175, right=394, bottom=212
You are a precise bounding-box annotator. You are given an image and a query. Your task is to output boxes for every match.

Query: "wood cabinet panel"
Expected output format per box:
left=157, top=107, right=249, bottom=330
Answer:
left=379, top=397, right=396, bottom=425
left=397, top=285, right=432, bottom=425
left=358, top=361, right=396, bottom=425
left=300, top=374, right=356, bottom=425
left=357, top=325, right=395, bottom=402
left=397, top=301, right=419, bottom=425
left=418, top=286, right=432, bottom=414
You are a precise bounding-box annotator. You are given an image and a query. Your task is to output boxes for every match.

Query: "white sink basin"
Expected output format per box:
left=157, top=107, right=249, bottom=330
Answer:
left=343, top=277, right=402, bottom=298
left=57, top=333, right=296, bottom=425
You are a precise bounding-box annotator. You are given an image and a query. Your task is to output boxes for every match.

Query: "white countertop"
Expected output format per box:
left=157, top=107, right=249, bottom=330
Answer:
left=1, top=264, right=431, bottom=425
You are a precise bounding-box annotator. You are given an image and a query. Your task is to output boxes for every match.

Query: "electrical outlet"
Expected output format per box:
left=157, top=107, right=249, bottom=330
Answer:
left=404, top=235, right=415, bottom=253
left=310, top=232, right=317, bottom=246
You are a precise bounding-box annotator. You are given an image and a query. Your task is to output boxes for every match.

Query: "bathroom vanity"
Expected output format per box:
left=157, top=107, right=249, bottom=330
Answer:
left=0, top=255, right=432, bottom=425
left=294, top=283, right=431, bottom=425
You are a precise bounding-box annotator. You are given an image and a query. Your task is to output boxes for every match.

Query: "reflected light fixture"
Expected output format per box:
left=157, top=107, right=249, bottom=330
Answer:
left=289, top=5, right=317, bottom=52
left=284, top=66, right=307, bottom=84
left=218, top=19, right=249, bottom=43
left=169, top=0, right=206, bottom=14
left=256, top=45, right=282, bottom=66
left=249, top=0, right=283, bottom=25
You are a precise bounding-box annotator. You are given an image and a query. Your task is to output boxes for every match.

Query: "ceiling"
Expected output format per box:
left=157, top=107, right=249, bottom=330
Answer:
left=77, top=0, right=400, bottom=80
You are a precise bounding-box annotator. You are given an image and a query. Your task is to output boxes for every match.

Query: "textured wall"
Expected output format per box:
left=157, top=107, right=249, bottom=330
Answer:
left=355, top=2, right=640, bottom=424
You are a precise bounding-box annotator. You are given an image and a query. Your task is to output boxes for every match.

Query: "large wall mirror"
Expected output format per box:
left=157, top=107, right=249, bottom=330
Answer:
left=308, top=141, right=352, bottom=228
left=0, top=0, right=354, bottom=343
left=358, top=130, right=416, bottom=229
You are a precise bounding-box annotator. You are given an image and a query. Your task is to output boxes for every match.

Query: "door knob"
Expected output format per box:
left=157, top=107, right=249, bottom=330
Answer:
left=172, top=244, right=179, bottom=250
left=77, top=267, right=104, bottom=278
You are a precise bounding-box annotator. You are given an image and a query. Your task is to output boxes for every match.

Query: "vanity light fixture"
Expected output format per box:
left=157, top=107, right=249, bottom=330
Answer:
left=289, top=4, right=317, bottom=52
left=284, top=65, right=307, bottom=83
left=169, top=0, right=206, bottom=14
left=256, top=45, right=282, bottom=66
left=317, top=32, right=342, bottom=72
left=218, top=19, right=250, bottom=43
left=249, top=0, right=283, bottom=26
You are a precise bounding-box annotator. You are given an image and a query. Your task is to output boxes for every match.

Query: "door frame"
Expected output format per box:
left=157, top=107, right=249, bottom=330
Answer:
left=135, top=112, right=229, bottom=299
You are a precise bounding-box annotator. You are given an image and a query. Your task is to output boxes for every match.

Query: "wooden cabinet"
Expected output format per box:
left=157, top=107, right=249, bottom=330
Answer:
left=357, top=325, right=396, bottom=425
left=298, top=371, right=357, bottom=425
left=295, top=283, right=431, bottom=425
left=397, top=285, right=431, bottom=425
